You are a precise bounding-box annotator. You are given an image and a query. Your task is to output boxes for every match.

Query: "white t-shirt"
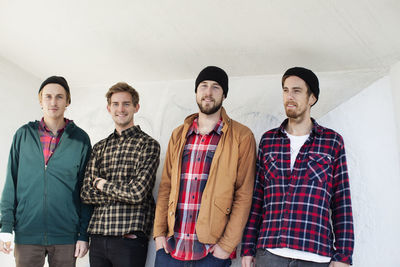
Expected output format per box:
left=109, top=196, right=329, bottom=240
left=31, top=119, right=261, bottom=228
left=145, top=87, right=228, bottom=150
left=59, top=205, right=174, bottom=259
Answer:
left=267, top=131, right=331, bottom=263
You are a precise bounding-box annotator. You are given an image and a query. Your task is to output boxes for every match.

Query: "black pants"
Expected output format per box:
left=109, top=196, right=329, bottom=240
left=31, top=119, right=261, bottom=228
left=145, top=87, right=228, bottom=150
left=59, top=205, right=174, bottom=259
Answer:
left=90, top=234, right=148, bottom=267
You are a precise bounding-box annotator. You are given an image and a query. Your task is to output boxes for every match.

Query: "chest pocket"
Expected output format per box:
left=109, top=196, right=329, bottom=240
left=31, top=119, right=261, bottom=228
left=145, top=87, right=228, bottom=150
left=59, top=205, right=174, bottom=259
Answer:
left=306, top=153, right=332, bottom=183
left=263, top=154, right=279, bottom=180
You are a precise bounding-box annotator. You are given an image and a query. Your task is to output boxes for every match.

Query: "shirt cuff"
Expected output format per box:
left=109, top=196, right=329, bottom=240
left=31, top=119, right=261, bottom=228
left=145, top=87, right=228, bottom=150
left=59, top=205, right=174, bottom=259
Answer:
left=241, top=247, right=256, bottom=257
left=0, top=232, right=13, bottom=242
left=332, top=252, right=352, bottom=265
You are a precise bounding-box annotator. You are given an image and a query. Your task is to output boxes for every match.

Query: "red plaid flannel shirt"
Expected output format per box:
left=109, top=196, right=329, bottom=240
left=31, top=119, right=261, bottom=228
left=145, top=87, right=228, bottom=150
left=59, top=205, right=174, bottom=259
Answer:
left=241, top=119, right=354, bottom=264
left=38, top=118, right=70, bottom=165
left=167, top=118, right=223, bottom=261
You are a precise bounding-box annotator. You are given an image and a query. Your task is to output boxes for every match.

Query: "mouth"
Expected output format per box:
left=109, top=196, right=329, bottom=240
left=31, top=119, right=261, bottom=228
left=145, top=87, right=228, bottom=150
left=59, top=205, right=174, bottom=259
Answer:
left=202, top=98, right=214, bottom=103
left=286, top=102, right=297, bottom=108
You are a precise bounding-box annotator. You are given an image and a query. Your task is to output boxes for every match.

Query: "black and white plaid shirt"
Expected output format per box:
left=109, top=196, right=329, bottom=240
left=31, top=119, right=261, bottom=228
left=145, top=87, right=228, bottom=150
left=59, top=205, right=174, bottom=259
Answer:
left=81, top=125, right=160, bottom=237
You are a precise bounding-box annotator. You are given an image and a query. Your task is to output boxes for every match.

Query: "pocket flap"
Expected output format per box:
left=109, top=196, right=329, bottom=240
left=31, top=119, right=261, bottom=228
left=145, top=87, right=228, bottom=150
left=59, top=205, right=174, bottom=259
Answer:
left=214, top=197, right=232, bottom=215
left=308, top=153, right=332, bottom=165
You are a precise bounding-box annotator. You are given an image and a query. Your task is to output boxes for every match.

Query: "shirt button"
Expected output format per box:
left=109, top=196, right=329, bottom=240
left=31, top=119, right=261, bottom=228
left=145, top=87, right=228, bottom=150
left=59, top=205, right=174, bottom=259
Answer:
left=192, top=195, right=195, bottom=199
left=197, top=158, right=201, bottom=161
left=195, top=177, right=198, bottom=180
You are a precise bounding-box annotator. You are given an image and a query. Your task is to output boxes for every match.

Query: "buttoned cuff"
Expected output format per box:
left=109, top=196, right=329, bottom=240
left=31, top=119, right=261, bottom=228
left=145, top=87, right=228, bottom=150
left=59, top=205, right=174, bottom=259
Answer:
left=241, top=247, right=256, bottom=257
left=332, top=252, right=352, bottom=265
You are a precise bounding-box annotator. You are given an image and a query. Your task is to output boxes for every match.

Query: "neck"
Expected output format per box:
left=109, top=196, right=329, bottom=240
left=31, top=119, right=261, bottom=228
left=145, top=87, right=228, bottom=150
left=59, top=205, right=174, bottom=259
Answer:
left=43, top=116, right=66, bottom=135
left=197, top=108, right=222, bottom=135
left=285, top=116, right=313, bottom=136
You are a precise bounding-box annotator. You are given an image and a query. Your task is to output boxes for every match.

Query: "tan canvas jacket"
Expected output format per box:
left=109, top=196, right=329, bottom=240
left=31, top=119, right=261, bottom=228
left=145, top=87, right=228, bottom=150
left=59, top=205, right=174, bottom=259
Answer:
left=153, top=107, right=256, bottom=253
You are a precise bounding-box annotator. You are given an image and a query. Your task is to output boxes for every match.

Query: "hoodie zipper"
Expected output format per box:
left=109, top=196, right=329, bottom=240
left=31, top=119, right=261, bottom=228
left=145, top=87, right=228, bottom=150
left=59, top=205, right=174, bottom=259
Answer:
left=41, top=123, right=69, bottom=245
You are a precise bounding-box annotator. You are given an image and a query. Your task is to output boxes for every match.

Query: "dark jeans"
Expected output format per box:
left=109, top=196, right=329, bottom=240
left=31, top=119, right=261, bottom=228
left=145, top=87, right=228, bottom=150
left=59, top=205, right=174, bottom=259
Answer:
left=255, top=249, right=330, bottom=267
left=90, top=234, right=148, bottom=267
left=154, top=249, right=231, bottom=267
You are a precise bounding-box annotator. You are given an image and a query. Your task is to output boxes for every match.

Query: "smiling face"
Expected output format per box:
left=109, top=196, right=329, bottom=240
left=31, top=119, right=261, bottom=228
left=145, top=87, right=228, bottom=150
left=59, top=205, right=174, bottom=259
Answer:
left=282, top=76, right=316, bottom=120
left=196, top=80, right=225, bottom=115
left=107, top=91, right=139, bottom=133
left=39, top=84, right=69, bottom=121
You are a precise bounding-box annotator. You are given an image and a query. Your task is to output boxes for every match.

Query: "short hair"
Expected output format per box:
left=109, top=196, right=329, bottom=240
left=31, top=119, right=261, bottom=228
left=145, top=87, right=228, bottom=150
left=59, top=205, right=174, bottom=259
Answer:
left=106, top=82, right=139, bottom=106
left=38, top=87, right=71, bottom=104
left=281, top=75, right=312, bottom=96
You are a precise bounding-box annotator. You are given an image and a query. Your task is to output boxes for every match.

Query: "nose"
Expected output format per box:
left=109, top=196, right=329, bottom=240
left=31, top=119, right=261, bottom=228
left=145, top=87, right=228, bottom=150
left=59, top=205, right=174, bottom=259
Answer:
left=287, top=91, right=295, bottom=100
left=118, top=104, right=125, bottom=112
left=50, top=97, right=57, bottom=106
left=203, top=85, right=212, bottom=96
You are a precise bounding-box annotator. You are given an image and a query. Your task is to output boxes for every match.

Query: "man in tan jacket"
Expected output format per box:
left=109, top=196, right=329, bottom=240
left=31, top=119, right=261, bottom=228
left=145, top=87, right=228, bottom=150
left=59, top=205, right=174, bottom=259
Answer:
left=153, top=66, right=256, bottom=266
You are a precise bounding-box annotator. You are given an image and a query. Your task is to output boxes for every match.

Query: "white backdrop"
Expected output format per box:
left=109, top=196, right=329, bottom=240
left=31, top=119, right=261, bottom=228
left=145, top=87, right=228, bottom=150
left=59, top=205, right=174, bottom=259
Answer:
left=1, top=66, right=399, bottom=266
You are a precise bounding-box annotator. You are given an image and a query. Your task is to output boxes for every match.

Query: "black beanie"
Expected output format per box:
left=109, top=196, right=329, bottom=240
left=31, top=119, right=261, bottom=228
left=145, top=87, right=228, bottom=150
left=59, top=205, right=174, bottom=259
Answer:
left=39, top=76, right=70, bottom=102
left=195, top=66, right=229, bottom=97
left=282, top=67, right=319, bottom=105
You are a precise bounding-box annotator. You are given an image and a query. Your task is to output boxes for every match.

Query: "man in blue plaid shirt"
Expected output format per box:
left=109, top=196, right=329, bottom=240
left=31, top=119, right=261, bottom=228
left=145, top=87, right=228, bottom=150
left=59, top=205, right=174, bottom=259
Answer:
left=241, top=67, right=354, bottom=267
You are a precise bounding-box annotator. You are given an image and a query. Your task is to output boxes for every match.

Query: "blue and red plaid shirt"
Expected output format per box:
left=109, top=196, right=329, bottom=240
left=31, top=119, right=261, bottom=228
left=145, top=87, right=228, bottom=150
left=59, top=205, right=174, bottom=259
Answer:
left=241, top=119, right=354, bottom=265
left=38, top=118, right=70, bottom=165
left=167, top=117, right=223, bottom=261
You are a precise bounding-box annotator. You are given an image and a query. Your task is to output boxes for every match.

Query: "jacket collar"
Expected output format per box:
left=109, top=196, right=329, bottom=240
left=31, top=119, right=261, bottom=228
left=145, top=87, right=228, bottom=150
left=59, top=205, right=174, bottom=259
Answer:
left=183, top=107, right=231, bottom=134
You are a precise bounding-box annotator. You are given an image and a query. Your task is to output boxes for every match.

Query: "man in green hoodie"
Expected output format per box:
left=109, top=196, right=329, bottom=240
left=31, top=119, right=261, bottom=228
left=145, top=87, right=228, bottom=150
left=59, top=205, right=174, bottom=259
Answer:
left=0, top=76, right=93, bottom=267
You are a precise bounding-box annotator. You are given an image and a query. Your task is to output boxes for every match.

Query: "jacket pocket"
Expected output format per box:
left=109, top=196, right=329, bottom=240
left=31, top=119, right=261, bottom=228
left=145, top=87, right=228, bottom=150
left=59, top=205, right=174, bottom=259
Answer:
left=210, top=197, right=232, bottom=238
left=306, top=153, right=332, bottom=183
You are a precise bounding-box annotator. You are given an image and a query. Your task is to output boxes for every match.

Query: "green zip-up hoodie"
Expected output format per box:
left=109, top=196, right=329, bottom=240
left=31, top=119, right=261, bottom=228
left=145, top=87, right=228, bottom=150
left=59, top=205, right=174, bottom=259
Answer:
left=0, top=120, right=93, bottom=245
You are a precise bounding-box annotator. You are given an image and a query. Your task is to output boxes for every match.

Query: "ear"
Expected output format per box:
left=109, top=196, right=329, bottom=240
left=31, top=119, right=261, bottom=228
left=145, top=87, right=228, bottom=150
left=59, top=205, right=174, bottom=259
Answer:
left=38, top=94, right=43, bottom=107
left=106, top=104, right=111, bottom=114
left=134, top=103, right=140, bottom=113
left=309, top=94, right=317, bottom=106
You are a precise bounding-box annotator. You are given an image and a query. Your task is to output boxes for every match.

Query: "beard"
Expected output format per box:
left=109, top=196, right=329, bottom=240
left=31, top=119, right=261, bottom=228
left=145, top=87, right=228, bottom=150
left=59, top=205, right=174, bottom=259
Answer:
left=197, top=97, right=223, bottom=115
left=285, top=103, right=307, bottom=119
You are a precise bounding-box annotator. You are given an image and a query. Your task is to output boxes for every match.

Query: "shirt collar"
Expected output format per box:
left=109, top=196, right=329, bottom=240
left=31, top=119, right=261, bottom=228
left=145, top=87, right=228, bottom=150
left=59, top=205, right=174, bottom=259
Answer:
left=113, top=125, right=141, bottom=138
left=278, top=118, right=323, bottom=137
left=39, top=117, right=70, bottom=134
left=187, top=117, right=224, bottom=137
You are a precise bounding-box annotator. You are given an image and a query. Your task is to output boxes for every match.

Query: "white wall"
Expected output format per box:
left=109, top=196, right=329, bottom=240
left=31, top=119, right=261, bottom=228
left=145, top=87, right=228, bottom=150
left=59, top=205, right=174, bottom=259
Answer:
left=320, top=76, right=400, bottom=267
left=390, top=62, right=400, bottom=158
left=1, top=63, right=399, bottom=266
